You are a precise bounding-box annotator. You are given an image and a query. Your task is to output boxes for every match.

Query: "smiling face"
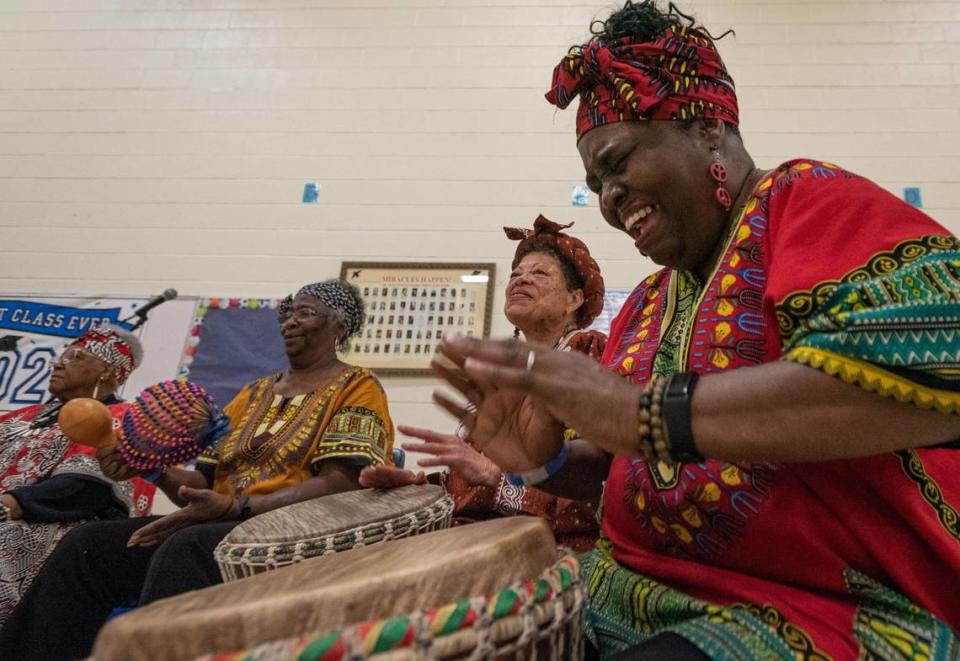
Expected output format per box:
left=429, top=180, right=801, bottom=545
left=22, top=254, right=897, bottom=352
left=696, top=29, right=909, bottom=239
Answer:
left=504, top=251, right=584, bottom=335
left=578, top=120, right=730, bottom=275
left=280, top=294, right=343, bottom=362
left=49, top=346, right=113, bottom=401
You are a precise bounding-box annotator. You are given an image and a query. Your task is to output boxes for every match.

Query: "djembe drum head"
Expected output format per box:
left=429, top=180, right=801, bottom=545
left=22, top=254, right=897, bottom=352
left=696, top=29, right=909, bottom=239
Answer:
left=214, top=484, right=454, bottom=581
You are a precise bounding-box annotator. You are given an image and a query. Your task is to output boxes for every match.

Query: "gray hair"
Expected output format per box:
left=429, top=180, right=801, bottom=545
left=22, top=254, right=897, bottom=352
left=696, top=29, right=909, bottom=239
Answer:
left=277, top=294, right=294, bottom=323
left=103, top=324, right=144, bottom=370
left=295, top=280, right=365, bottom=351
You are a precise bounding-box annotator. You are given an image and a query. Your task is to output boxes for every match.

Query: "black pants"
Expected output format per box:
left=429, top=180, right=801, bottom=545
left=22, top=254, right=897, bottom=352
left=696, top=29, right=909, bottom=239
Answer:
left=0, top=516, right=238, bottom=661
left=587, top=633, right=710, bottom=660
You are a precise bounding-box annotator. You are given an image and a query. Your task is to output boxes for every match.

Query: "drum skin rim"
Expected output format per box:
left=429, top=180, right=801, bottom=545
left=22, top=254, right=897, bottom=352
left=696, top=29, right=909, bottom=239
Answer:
left=214, top=491, right=455, bottom=579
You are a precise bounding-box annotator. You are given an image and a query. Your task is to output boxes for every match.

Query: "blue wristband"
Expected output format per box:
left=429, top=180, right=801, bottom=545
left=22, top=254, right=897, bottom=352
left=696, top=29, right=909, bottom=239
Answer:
left=505, top=441, right=571, bottom=488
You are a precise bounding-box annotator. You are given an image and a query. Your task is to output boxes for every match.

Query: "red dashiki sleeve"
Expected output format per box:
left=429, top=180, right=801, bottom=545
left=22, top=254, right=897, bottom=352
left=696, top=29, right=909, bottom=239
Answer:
left=760, top=160, right=960, bottom=412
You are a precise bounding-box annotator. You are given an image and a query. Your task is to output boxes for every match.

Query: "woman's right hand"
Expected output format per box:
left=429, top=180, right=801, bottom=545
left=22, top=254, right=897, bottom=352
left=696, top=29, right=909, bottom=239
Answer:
left=359, top=464, right=428, bottom=489
left=398, top=425, right=501, bottom=489
left=96, top=446, right=145, bottom=482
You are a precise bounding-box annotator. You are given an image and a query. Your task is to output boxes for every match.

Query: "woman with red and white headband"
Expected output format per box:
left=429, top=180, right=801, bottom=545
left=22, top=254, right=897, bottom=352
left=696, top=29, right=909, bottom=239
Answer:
left=0, top=326, right=154, bottom=627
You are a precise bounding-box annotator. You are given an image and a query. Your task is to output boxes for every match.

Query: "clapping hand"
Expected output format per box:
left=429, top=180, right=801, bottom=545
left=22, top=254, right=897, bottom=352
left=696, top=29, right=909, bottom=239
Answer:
left=433, top=334, right=639, bottom=462
left=431, top=336, right=566, bottom=473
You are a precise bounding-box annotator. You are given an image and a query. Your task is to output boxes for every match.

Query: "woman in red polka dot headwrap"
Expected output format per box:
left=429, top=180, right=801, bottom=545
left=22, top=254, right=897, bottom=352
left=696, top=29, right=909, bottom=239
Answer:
left=362, top=216, right=607, bottom=553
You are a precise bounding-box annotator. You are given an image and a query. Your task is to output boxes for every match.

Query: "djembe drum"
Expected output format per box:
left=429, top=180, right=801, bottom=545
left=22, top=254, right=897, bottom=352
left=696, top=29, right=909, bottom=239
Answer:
left=214, top=484, right=454, bottom=581
left=92, top=517, right=585, bottom=661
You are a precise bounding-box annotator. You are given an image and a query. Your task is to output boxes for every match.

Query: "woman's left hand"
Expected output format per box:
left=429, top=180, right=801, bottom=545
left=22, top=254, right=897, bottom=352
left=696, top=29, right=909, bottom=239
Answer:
left=127, top=486, right=235, bottom=547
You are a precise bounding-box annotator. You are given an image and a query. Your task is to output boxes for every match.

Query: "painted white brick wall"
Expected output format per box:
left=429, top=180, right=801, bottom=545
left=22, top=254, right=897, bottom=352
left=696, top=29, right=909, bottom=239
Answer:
left=1, top=0, right=958, bottom=438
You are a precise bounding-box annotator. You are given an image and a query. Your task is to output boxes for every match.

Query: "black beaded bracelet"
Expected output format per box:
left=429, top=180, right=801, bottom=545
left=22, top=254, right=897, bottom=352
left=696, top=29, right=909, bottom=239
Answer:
left=662, top=372, right=704, bottom=463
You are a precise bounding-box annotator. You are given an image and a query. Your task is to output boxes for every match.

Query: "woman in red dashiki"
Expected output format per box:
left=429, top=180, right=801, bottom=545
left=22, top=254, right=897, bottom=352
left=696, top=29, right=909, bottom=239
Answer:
left=431, top=2, right=960, bottom=659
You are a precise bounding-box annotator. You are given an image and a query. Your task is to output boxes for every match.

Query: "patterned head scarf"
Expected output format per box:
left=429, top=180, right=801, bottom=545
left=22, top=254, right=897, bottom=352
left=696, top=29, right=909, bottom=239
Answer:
left=504, top=215, right=605, bottom=329
left=295, top=280, right=365, bottom=350
left=70, top=326, right=138, bottom=385
left=545, top=24, right=738, bottom=138
left=277, top=294, right=293, bottom=323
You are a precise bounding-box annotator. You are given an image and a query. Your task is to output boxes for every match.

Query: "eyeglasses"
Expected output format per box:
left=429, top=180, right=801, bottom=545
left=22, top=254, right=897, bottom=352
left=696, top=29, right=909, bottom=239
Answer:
left=53, top=348, right=96, bottom=366
left=280, top=307, right=323, bottom=325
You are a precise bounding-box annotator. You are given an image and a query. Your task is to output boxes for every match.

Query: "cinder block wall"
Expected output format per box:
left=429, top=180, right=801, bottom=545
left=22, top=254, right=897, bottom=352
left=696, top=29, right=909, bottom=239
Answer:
left=1, top=0, right=958, bottom=435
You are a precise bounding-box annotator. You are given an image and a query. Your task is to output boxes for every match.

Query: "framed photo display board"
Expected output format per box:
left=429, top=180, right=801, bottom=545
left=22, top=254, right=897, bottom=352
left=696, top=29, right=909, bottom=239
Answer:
left=339, top=262, right=496, bottom=375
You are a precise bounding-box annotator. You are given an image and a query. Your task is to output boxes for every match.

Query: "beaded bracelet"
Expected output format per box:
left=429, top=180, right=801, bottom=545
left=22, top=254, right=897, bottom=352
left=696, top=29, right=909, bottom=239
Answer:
left=635, top=376, right=661, bottom=464
left=636, top=373, right=704, bottom=465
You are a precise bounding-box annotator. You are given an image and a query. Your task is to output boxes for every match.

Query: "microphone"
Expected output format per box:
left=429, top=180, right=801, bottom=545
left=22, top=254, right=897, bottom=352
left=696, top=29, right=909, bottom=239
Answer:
left=124, top=289, right=177, bottom=330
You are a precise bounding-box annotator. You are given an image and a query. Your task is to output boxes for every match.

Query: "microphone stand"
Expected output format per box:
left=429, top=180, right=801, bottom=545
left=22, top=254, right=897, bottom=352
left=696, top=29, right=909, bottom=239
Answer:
left=120, top=312, right=150, bottom=332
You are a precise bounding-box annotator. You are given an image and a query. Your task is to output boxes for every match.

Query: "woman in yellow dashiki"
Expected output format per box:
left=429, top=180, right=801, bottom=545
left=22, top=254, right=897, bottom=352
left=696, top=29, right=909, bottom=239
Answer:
left=0, top=279, right=394, bottom=661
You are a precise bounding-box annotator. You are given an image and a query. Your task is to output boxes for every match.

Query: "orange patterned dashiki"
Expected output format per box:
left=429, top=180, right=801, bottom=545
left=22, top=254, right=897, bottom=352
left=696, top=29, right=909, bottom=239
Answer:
left=203, top=366, right=394, bottom=498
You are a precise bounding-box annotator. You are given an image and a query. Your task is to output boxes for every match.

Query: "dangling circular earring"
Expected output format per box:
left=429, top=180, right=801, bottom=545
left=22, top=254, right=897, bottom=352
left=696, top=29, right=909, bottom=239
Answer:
left=709, top=147, right=732, bottom=211
left=513, top=327, right=521, bottom=339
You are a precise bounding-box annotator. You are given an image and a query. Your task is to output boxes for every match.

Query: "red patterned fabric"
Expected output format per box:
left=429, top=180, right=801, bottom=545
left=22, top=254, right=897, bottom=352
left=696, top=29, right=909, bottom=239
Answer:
left=598, top=160, right=960, bottom=658
left=504, top=215, right=605, bottom=328
left=564, top=330, right=606, bottom=360
left=545, top=25, right=739, bottom=138
left=71, top=328, right=137, bottom=385
left=0, top=402, right=155, bottom=624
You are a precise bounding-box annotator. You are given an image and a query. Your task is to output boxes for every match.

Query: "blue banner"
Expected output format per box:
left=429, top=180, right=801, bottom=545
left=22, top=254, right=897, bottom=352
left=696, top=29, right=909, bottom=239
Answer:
left=0, top=300, right=128, bottom=338
left=0, top=296, right=145, bottom=411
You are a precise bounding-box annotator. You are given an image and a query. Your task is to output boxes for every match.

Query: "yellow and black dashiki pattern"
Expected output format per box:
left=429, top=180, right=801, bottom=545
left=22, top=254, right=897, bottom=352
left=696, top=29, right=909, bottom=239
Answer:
left=198, top=366, right=393, bottom=498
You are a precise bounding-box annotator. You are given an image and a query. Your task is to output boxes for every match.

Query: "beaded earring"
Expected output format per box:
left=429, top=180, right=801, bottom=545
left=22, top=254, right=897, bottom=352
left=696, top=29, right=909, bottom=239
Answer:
left=709, top=147, right=732, bottom=211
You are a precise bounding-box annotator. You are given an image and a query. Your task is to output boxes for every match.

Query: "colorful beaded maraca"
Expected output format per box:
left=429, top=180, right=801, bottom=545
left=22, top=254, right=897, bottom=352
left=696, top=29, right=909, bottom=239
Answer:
left=118, top=380, right=230, bottom=471
left=59, top=380, right=230, bottom=475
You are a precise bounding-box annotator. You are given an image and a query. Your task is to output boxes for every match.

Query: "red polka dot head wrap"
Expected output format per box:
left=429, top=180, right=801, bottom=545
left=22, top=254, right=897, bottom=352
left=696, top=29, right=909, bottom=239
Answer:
left=504, top=215, right=605, bottom=329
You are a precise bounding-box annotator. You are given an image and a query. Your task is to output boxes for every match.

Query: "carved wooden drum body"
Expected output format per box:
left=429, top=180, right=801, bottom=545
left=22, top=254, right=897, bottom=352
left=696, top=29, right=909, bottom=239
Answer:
left=93, top=517, right=584, bottom=661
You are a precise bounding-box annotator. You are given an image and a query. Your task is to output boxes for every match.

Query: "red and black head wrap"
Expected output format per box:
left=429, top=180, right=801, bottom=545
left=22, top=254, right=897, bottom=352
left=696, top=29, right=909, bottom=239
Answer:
left=504, top=215, right=605, bottom=329
left=546, top=23, right=739, bottom=138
